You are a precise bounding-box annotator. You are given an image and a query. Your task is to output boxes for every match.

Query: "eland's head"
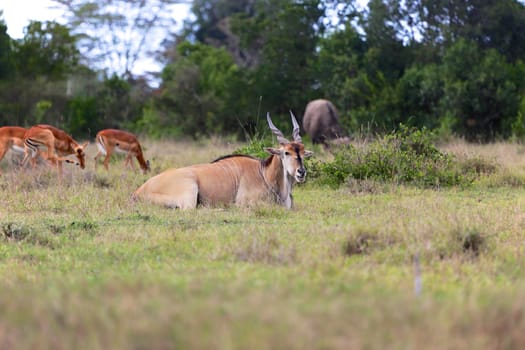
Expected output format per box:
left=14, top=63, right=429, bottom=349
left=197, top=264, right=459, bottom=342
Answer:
left=266, top=111, right=313, bottom=183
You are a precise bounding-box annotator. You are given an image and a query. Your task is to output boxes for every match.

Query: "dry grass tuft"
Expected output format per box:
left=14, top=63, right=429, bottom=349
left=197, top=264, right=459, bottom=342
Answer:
left=441, top=138, right=525, bottom=170
left=342, top=233, right=371, bottom=256
left=341, top=227, right=398, bottom=257
left=345, top=178, right=391, bottom=195
left=457, top=229, right=486, bottom=257
left=2, top=222, right=31, bottom=241
left=234, top=232, right=297, bottom=265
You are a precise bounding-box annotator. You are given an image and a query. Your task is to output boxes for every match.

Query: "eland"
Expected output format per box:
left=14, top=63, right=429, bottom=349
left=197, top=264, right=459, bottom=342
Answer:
left=133, top=112, right=313, bottom=209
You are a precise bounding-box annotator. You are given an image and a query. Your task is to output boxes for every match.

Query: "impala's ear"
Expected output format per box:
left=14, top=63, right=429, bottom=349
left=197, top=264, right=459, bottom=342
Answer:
left=265, top=147, right=281, bottom=155
left=304, top=150, right=314, bottom=158
left=81, top=142, right=89, bottom=149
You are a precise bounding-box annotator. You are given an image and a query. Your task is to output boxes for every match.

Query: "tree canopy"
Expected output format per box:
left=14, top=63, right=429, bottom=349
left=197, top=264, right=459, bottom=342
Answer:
left=1, top=0, right=525, bottom=141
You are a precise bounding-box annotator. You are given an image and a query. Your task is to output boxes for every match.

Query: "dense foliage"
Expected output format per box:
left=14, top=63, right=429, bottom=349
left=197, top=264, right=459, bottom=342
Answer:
left=1, top=0, right=525, bottom=141
left=306, top=126, right=490, bottom=188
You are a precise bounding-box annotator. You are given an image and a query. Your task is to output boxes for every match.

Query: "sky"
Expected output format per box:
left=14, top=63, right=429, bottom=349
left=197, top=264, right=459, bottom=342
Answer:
left=1, top=0, right=369, bottom=78
left=1, top=0, right=191, bottom=79
left=2, top=0, right=65, bottom=39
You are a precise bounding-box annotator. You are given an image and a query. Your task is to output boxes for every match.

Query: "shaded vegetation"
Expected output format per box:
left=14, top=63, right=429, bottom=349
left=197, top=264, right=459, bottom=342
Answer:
left=307, top=126, right=494, bottom=188
left=2, top=1, right=525, bottom=142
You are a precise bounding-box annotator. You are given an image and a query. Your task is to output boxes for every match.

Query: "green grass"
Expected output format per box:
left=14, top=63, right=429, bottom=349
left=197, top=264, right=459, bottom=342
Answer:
left=1, top=140, right=525, bottom=349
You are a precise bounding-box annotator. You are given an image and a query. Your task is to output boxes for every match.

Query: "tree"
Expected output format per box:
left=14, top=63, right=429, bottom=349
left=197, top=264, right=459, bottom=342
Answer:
left=13, top=21, right=80, bottom=81
left=316, top=25, right=367, bottom=129
left=410, top=0, right=525, bottom=62
left=440, top=39, right=523, bottom=140
left=0, top=13, right=15, bottom=80
left=0, top=21, right=81, bottom=126
left=362, top=0, right=412, bottom=82
left=395, top=64, right=444, bottom=129
left=153, top=41, right=248, bottom=137
left=232, top=0, right=325, bottom=114
left=161, top=0, right=325, bottom=134
left=50, top=0, right=189, bottom=79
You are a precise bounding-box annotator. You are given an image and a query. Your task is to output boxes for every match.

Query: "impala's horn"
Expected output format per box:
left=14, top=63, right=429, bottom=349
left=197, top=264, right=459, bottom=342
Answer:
left=267, top=112, right=290, bottom=144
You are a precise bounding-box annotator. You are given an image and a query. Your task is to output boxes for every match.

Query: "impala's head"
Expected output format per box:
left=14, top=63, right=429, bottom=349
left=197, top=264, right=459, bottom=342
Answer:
left=266, top=112, right=313, bottom=183
left=73, top=142, right=88, bottom=169
left=142, top=159, right=151, bottom=174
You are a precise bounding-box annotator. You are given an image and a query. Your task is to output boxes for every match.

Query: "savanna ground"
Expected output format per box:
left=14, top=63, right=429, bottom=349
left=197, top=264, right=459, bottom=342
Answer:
left=2, top=137, right=525, bottom=349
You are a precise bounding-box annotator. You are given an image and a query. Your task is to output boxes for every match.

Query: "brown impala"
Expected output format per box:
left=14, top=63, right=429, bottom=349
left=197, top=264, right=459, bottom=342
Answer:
left=0, top=126, right=27, bottom=172
left=133, top=112, right=313, bottom=209
left=94, top=129, right=150, bottom=174
left=22, top=124, right=88, bottom=174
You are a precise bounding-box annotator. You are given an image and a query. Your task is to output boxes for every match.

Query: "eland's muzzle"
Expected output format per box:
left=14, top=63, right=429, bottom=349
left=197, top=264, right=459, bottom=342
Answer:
left=296, top=167, right=306, bottom=182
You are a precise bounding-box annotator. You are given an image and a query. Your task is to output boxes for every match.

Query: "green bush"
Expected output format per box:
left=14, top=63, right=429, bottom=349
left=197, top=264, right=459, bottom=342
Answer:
left=309, top=125, right=476, bottom=188
left=233, top=135, right=273, bottom=159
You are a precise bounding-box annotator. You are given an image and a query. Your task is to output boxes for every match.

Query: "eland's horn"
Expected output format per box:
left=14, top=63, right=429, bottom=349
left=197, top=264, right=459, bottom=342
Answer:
left=290, top=110, right=302, bottom=143
left=267, top=112, right=290, bottom=144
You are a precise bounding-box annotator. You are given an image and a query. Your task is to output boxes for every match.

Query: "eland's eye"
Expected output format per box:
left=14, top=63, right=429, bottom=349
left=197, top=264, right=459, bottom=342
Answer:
left=284, top=151, right=290, bottom=156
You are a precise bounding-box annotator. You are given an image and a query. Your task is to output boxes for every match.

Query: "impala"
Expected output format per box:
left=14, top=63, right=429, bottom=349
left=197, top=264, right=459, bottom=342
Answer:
left=0, top=126, right=27, bottom=172
left=133, top=112, right=313, bottom=209
left=22, top=124, right=88, bottom=173
left=94, top=129, right=150, bottom=174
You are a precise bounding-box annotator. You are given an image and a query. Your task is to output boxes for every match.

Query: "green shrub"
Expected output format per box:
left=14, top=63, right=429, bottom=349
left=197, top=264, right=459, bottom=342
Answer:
left=233, top=135, right=273, bottom=159
left=309, top=125, right=476, bottom=188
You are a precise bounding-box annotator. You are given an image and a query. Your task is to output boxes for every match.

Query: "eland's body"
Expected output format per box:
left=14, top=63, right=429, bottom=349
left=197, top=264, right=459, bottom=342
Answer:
left=133, top=113, right=312, bottom=209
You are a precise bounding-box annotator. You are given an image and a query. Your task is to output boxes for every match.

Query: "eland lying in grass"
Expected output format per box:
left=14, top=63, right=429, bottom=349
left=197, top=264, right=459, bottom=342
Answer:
left=133, top=112, right=313, bottom=209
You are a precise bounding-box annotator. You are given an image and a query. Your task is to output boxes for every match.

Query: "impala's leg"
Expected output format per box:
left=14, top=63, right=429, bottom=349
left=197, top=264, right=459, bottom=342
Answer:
left=0, top=145, right=7, bottom=174
left=94, top=139, right=106, bottom=170
left=22, top=145, right=38, bottom=169
left=21, top=150, right=31, bottom=169
left=40, top=137, right=64, bottom=175
left=102, top=147, right=114, bottom=171
left=94, top=150, right=102, bottom=170
left=45, top=145, right=58, bottom=169
left=57, top=159, right=63, bottom=177
left=125, top=152, right=136, bottom=170
left=31, top=149, right=46, bottom=168
left=0, top=145, right=7, bottom=165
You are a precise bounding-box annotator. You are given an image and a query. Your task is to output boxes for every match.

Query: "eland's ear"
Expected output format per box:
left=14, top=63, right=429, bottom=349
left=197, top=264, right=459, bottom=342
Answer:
left=265, top=147, right=282, bottom=155
left=304, top=150, right=314, bottom=158
left=81, top=141, right=89, bottom=149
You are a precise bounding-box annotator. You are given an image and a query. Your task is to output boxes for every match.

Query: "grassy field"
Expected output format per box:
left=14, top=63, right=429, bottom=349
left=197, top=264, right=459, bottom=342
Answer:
left=2, top=138, right=525, bottom=349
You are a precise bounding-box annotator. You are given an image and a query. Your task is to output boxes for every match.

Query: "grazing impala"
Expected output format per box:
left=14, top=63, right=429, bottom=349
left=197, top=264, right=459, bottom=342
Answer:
left=94, top=129, right=150, bottom=174
left=22, top=124, right=87, bottom=173
left=0, top=126, right=27, bottom=172
left=133, top=112, right=313, bottom=209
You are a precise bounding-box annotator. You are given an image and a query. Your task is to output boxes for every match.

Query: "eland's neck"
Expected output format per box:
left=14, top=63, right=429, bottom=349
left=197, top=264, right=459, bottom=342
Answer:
left=263, top=155, right=294, bottom=208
